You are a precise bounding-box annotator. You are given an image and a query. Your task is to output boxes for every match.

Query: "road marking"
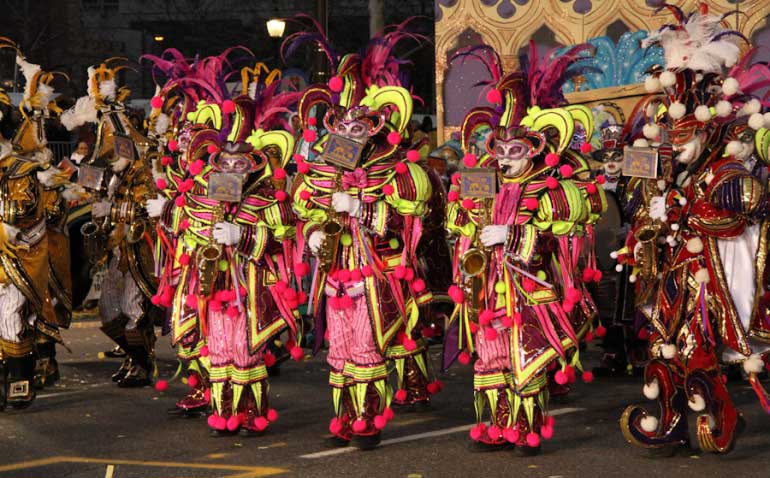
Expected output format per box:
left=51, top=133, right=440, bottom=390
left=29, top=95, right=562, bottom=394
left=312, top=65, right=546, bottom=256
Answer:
left=104, top=464, right=115, bottom=478
left=299, top=406, right=584, bottom=459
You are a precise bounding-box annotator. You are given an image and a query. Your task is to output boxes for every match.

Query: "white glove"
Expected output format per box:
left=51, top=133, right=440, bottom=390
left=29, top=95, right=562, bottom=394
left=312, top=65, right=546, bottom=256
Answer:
left=308, top=230, right=326, bottom=256
left=649, top=196, right=667, bottom=222
left=331, top=192, right=361, bottom=217
left=2, top=223, right=19, bottom=245
left=480, top=225, right=509, bottom=247
left=70, top=152, right=85, bottom=165
left=145, top=195, right=168, bottom=218
left=212, top=222, right=241, bottom=246
left=91, top=200, right=112, bottom=218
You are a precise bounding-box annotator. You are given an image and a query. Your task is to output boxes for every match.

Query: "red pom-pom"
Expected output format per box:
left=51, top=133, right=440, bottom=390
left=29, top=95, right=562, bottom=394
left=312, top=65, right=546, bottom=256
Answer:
left=403, top=337, right=417, bottom=351
left=412, top=278, right=426, bottom=292
left=299, top=190, right=312, bottom=201
left=595, top=325, right=607, bottom=337
left=207, top=414, right=217, bottom=428
left=155, top=178, right=167, bottom=190
left=448, top=285, right=465, bottom=304
left=307, top=117, right=317, bottom=127
left=462, top=153, right=478, bottom=168
left=586, top=183, right=598, bottom=194
left=513, top=312, right=523, bottom=327
left=487, top=424, right=502, bottom=440
left=349, top=269, right=362, bottom=282
left=227, top=414, right=242, bottom=431
left=486, top=88, right=503, bottom=104
left=522, top=197, right=538, bottom=210
left=274, top=190, right=288, bottom=201
left=362, top=265, right=374, bottom=277
left=406, top=149, right=420, bottom=162
left=582, top=268, right=594, bottom=283
left=469, top=321, right=480, bottom=335
left=274, top=281, right=288, bottom=294
left=546, top=176, right=559, bottom=190
left=582, top=371, right=594, bottom=383
left=200, top=345, right=209, bottom=357
left=154, top=380, right=168, bottom=392
left=478, top=309, right=494, bottom=326
left=179, top=218, right=190, bottom=231
left=427, top=381, right=441, bottom=395
left=151, top=294, right=161, bottom=305
left=329, top=417, right=343, bottom=434
left=264, top=351, right=276, bottom=367
left=451, top=173, right=461, bottom=185
left=266, top=408, right=279, bottom=422
left=503, top=427, right=520, bottom=443
left=394, top=389, right=408, bottom=402
left=484, top=327, right=498, bottom=341
left=545, top=415, right=556, bottom=428
left=383, top=407, right=395, bottom=421
left=593, top=270, right=603, bottom=282
left=175, top=196, right=186, bottom=207
left=297, top=161, right=310, bottom=174
left=461, top=198, right=475, bottom=210
left=469, top=425, right=483, bottom=441
left=329, top=76, right=344, bottom=92
left=501, top=315, right=513, bottom=328
left=382, top=184, right=395, bottom=196
left=555, top=370, right=568, bottom=385
left=295, top=262, right=310, bottom=277
left=395, top=162, right=408, bottom=174
left=545, top=153, right=560, bottom=167
left=168, top=140, right=179, bottom=152
left=393, top=265, right=406, bottom=279
left=222, top=100, right=236, bottom=114
left=178, top=179, right=194, bottom=193
left=273, top=167, right=287, bottom=180
left=185, top=293, right=197, bottom=308
left=303, top=129, right=317, bottom=143
left=189, top=159, right=205, bottom=176
left=374, top=415, right=387, bottom=430
left=563, top=301, right=575, bottom=313
left=204, top=388, right=211, bottom=402
left=161, top=155, right=172, bottom=166
left=206, top=144, right=218, bottom=155
left=150, top=96, right=164, bottom=109
left=526, top=432, right=541, bottom=448
left=290, top=345, right=304, bottom=362
left=522, top=278, right=536, bottom=293
left=338, top=269, right=352, bottom=282
left=254, top=416, right=269, bottom=431
left=596, top=174, right=606, bottom=185
left=458, top=351, right=471, bottom=365
left=566, top=287, right=581, bottom=303
left=541, top=424, right=554, bottom=440
left=638, top=328, right=650, bottom=340
left=447, top=190, right=459, bottom=202
left=387, top=131, right=402, bottom=145
left=352, top=419, right=367, bottom=433
left=585, top=330, right=594, bottom=342
left=580, top=142, right=593, bottom=154
left=559, top=164, right=574, bottom=178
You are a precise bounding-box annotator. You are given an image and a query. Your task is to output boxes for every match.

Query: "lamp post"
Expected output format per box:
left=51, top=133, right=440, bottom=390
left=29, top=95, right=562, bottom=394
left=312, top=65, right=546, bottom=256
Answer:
left=266, top=19, right=286, bottom=39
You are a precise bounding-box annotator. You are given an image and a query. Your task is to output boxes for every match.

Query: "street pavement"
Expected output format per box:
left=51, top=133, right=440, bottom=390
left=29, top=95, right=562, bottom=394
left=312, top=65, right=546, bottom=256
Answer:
left=1, top=320, right=770, bottom=478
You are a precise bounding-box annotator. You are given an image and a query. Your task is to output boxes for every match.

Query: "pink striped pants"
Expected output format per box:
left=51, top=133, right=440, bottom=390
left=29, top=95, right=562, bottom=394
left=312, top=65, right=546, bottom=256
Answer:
left=474, top=328, right=511, bottom=374
left=326, top=294, right=383, bottom=371
left=208, top=306, right=262, bottom=372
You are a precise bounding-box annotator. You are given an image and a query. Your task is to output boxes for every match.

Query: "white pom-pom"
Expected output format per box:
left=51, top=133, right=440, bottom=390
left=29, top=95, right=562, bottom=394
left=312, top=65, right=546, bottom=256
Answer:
left=615, top=264, right=624, bottom=272
left=660, top=71, right=677, bottom=88
left=726, top=140, right=743, bottom=156
left=763, top=112, right=770, bottom=128
left=716, top=100, right=733, bottom=118
left=678, top=197, right=687, bottom=206
left=694, top=268, right=710, bottom=284
left=643, top=379, right=660, bottom=400
left=640, top=416, right=659, bottom=433
left=646, top=103, right=658, bottom=118
left=688, top=394, right=706, bottom=412
left=670, top=223, right=680, bottom=231
left=657, top=179, right=667, bottom=191
left=743, top=98, right=761, bottom=115
left=629, top=274, right=637, bottom=283
left=661, top=344, right=677, bottom=359
left=633, top=138, right=650, bottom=148
left=722, top=77, right=740, bottom=96
left=686, top=237, right=704, bottom=254
left=645, top=75, right=662, bottom=93
left=610, top=250, right=619, bottom=259
left=668, top=102, right=686, bottom=120
left=749, top=112, right=765, bottom=131
left=743, top=354, right=764, bottom=374
left=694, top=105, right=712, bottom=122
left=643, top=123, right=660, bottom=140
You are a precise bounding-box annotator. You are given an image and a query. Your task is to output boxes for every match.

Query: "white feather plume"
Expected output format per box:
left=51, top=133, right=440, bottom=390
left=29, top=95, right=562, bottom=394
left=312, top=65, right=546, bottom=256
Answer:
left=60, top=95, right=97, bottom=131
left=154, top=113, right=170, bottom=136
left=16, top=55, right=41, bottom=104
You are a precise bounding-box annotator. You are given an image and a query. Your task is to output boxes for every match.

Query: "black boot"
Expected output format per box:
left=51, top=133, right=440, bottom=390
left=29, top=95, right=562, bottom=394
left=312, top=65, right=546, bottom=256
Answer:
left=100, top=317, right=131, bottom=383
left=34, top=340, right=60, bottom=389
left=118, top=326, right=154, bottom=388
left=6, top=354, right=36, bottom=409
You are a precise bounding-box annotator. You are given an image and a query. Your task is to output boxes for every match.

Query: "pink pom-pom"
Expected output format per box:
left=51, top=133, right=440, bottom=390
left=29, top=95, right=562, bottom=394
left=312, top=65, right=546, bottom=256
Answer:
left=566, top=287, right=581, bottom=303
left=593, top=270, right=603, bottom=282
left=526, top=432, right=541, bottom=448
left=290, top=345, right=304, bottom=362
left=179, top=218, right=190, bottom=231
left=427, top=381, right=441, bottom=395
left=555, top=370, right=568, bottom=385
left=503, top=427, right=520, bottom=443
left=227, top=414, right=242, bottom=431
left=155, top=178, right=167, bottom=190
left=596, top=174, right=606, bottom=185
left=582, top=268, right=594, bottom=283
left=361, top=265, right=374, bottom=277
left=274, top=281, right=288, bottom=294
left=522, top=278, right=536, bottom=293
left=204, top=388, right=211, bottom=402
left=395, top=162, right=408, bottom=174
left=297, top=161, right=310, bottom=174
left=540, top=424, right=554, bottom=440
left=559, top=164, right=574, bottom=178
left=206, top=144, right=218, bottom=155
left=303, top=129, right=317, bottom=143
left=383, top=407, right=395, bottom=421
left=387, top=131, right=402, bottom=146
left=338, top=269, right=352, bottom=282
left=264, top=351, right=276, bottom=367
left=563, top=301, right=575, bottom=313
left=151, top=294, right=161, bottom=305
left=168, top=140, right=179, bottom=152
left=469, top=425, right=483, bottom=441
left=349, top=269, right=362, bottom=282
left=266, top=408, right=279, bottom=422
left=546, top=176, right=559, bottom=190
left=207, top=414, right=217, bottom=428
left=478, top=309, right=494, bottom=326
left=329, top=76, right=344, bottom=92
left=154, top=380, right=168, bottom=392
left=295, top=262, right=310, bottom=277
left=394, top=389, right=408, bottom=402
left=382, top=184, right=395, bottom=196
left=150, top=96, right=164, bottom=109
left=185, top=293, right=197, bottom=308
left=200, top=345, right=209, bottom=357
left=501, top=315, right=513, bottom=328
left=447, top=190, right=460, bottom=202
left=484, top=327, right=498, bottom=341
left=586, top=183, right=598, bottom=194
left=282, top=288, right=298, bottom=302
left=522, top=197, right=538, bottom=210
left=545, top=415, right=556, bottom=428
left=487, top=425, right=502, bottom=440
left=374, top=415, right=387, bottom=430
left=513, top=312, right=523, bottom=327
left=274, top=190, right=288, bottom=201
left=273, top=167, right=287, bottom=180
left=545, top=153, right=560, bottom=167
left=175, top=196, right=186, bottom=207
left=393, top=265, right=406, bottom=279
left=462, top=153, right=478, bottom=168
left=486, top=88, right=503, bottom=104
left=226, top=306, right=239, bottom=318
left=595, top=325, right=607, bottom=337
left=582, top=371, right=594, bottom=383
left=161, top=155, right=172, bottom=166
left=584, top=330, right=594, bottom=342
left=329, top=417, right=343, bottom=434
left=406, top=149, right=420, bottom=162
left=254, top=416, right=269, bottom=431
left=461, top=198, right=475, bottom=210
left=299, top=190, right=312, bottom=201
left=448, top=285, right=465, bottom=304
left=580, top=142, right=593, bottom=154
left=307, top=117, right=317, bottom=127
left=222, top=100, right=236, bottom=114
left=451, top=173, right=461, bottom=185
left=565, top=365, right=576, bottom=383
left=352, top=418, right=368, bottom=433
left=458, top=351, right=471, bottom=365
left=412, top=278, right=426, bottom=292
left=403, top=337, right=417, bottom=351
left=190, top=159, right=205, bottom=176
left=178, top=179, right=194, bottom=193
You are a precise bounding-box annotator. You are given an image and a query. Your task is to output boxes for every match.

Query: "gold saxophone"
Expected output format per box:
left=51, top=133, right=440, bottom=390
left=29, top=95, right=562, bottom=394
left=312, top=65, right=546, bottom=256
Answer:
left=318, top=171, right=343, bottom=273
left=197, top=204, right=225, bottom=296
left=460, top=198, right=492, bottom=312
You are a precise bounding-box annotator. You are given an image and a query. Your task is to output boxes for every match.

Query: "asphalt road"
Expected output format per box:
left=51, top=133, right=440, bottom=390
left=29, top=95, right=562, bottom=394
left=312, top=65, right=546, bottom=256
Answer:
left=1, top=320, right=770, bottom=478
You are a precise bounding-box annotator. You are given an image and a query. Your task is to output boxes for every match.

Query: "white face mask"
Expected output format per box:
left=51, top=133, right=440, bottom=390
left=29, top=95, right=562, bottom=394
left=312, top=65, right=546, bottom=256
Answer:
left=673, top=135, right=704, bottom=165
left=495, top=140, right=532, bottom=178
left=734, top=142, right=754, bottom=163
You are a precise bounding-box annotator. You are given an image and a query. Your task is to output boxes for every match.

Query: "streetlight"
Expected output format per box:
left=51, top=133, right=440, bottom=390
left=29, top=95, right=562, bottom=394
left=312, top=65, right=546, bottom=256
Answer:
left=266, top=19, right=286, bottom=39
left=153, top=34, right=165, bottom=42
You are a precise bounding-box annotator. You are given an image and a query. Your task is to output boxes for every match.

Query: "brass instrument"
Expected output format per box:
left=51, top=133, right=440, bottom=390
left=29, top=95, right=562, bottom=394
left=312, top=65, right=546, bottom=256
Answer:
left=197, top=204, right=225, bottom=296
left=126, top=204, right=148, bottom=244
left=460, top=197, right=493, bottom=312
left=318, top=171, right=343, bottom=273
left=80, top=215, right=109, bottom=264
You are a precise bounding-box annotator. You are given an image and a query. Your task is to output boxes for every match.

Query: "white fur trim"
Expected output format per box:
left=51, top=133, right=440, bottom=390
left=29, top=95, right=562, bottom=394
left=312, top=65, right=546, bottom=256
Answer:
left=633, top=138, right=650, bottom=148
left=694, top=105, right=712, bottom=122
left=643, top=123, right=660, bottom=140
left=60, top=95, right=97, bottom=131
left=749, top=113, right=765, bottom=131
left=640, top=415, right=659, bottom=433
left=688, top=394, right=706, bottom=412
left=743, top=354, right=764, bottom=375
left=661, top=344, right=677, bottom=359
left=643, top=379, right=660, bottom=400
left=659, top=71, right=677, bottom=88
left=743, top=98, right=761, bottom=115
left=715, top=100, right=733, bottom=118
left=726, top=140, right=743, bottom=157
left=62, top=184, right=86, bottom=202
left=99, top=80, right=116, bottom=100
left=686, top=237, right=704, bottom=254
left=36, top=167, right=59, bottom=187
left=694, top=268, right=710, bottom=284
left=154, top=113, right=170, bottom=136
left=668, top=102, right=686, bottom=120
left=722, top=77, right=740, bottom=96
left=645, top=75, right=662, bottom=93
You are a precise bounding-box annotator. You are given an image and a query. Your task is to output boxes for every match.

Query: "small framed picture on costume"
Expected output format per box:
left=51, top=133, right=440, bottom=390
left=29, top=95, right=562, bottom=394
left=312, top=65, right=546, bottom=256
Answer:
left=208, top=173, right=243, bottom=203
left=322, top=134, right=364, bottom=171
left=622, top=147, right=658, bottom=179
left=460, top=168, right=497, bottom=198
